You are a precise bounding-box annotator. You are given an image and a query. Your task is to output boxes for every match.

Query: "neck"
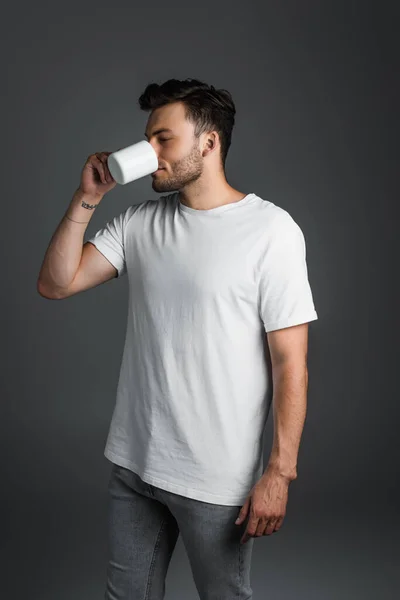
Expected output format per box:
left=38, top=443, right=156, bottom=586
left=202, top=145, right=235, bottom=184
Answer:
left=178, top=171, right=246, bottom=211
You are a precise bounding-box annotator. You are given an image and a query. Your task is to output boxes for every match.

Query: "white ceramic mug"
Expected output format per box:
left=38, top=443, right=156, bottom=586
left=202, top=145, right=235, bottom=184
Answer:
left=107, top=140, right=158, bottom=185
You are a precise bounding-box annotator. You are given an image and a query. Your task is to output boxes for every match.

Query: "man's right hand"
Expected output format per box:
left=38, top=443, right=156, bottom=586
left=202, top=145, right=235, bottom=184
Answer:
left=78, top=151, right=117, bottom=198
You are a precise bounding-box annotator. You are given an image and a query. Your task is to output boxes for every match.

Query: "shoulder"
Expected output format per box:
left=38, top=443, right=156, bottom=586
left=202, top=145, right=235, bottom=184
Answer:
left=121, top=194, right=170, bottom=229
left=251, top=194, right=302, bottom=238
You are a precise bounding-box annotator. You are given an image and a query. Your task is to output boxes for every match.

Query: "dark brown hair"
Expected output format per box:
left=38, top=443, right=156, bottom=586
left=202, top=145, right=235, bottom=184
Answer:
left=138, top=78, right=236, bottom=168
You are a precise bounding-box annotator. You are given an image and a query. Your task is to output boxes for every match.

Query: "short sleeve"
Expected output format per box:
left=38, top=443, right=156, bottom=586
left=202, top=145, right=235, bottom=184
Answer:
left=258, top=212, right=318, bottom=332
left=86, top=208, right=129, bottom=278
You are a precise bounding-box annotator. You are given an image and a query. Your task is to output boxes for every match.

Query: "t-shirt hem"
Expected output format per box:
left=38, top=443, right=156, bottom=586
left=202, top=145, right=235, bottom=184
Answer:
left=264, top=311, right=318, bottom=332
left=87, top=240, right=125, bottom=277
left=104, top=447, right=248, bottom=506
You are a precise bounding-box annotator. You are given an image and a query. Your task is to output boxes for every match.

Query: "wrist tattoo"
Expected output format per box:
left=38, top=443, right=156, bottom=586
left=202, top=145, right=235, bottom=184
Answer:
left=81, top=200, right=99, bottom=210
left=65, top=196, right=100, bottom=223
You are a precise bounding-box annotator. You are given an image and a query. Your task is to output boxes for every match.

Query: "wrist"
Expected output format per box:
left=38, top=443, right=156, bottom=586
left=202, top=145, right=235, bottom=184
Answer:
left=264, top=460, right=297, bottom=482
left=74, top=187, right=104, bottom=202
left=66, top=189, right=102, bottom=224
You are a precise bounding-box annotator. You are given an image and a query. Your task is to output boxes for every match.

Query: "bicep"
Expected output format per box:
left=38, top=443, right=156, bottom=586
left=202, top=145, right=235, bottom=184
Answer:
left=266, top=323, right=309, bottom=368
left=56, top=241, right=118, bottom=299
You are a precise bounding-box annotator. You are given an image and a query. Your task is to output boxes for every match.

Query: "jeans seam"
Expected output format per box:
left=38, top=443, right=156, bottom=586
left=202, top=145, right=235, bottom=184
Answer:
left=143, top=517, right=167, bottom=600
left=238, top=542, right=243, bottom=599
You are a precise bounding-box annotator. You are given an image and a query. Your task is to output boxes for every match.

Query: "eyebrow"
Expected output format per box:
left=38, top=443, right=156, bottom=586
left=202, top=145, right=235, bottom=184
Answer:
left=144, top=128, right=174, bottom=139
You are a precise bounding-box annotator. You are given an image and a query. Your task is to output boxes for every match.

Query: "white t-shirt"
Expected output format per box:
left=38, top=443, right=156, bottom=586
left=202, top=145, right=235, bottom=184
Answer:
left=87, top=192, right=318, bottom=505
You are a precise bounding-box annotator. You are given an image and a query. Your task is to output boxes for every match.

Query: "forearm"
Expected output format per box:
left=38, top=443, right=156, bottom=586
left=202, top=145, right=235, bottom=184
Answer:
left=265, top=362, right=308, bottom=482
left=37, top=189, right=102, bottom=294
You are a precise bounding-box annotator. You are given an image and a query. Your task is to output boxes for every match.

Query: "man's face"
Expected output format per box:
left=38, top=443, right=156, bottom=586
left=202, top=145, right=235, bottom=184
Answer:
left=144, top=102, right=204, bottom=193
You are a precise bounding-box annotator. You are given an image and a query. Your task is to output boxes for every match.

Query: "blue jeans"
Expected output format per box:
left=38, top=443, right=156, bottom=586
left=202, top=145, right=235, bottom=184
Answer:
left=104, top=462, right=254, bottom=599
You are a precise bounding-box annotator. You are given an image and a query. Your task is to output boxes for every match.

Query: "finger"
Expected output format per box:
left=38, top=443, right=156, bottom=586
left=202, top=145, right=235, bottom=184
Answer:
left=105, top=158, right=115, bottom=183
left=273, top=516, right=285, bottom=531
left=101, top=152, right=114, bottom=183
left=101, top=152, right=113, bottom=183
left=241, top=529, right=254, bottom=544
left=264, top=517, right=279, bottom=536
left=94, top=155, right=107, bottom=184
left=235, top=498, right=250, bottom=525
left=240, top=532, right=249, bottom=544
left=100, top=155, right=110, bottom=183
left=235, top=513, right=245, bottom=525
left=241, top=516, right=259, bottom=544
left=255, top=518, right=269, bottom=537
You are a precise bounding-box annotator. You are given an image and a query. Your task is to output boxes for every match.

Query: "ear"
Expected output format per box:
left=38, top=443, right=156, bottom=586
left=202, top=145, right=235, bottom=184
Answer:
left=202, top=131, right=219, bottom=157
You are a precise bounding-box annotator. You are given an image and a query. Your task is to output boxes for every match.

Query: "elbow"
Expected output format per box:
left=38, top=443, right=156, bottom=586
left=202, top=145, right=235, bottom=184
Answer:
left=36, top=280, right=62, bottom=300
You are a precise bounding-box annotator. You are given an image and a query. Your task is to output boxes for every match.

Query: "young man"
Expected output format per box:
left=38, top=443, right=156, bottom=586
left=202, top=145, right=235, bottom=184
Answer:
left=38, top=78, right=318, bottom=599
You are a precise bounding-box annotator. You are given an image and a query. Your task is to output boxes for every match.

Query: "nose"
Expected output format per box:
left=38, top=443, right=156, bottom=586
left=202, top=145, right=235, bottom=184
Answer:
left=148, top=140, right=160, bottom=158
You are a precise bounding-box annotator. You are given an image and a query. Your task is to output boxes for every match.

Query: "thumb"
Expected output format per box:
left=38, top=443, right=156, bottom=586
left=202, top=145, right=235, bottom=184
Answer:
left=235, top=497, right=250, bottom=525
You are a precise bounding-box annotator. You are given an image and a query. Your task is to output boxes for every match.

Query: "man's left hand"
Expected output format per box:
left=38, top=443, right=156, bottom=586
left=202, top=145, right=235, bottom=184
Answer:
left=235, top=470, right=290, bottom=544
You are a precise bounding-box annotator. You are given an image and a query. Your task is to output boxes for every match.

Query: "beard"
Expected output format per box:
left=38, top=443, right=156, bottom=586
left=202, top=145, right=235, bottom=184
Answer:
left=151, top=141, right=203, bottom=193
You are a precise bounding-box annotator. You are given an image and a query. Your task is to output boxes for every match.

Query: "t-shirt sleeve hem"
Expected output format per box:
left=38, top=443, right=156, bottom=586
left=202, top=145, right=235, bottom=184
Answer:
left=87, top=240, right=125, bottom=278
left=264, top=311, right=318, bottom=333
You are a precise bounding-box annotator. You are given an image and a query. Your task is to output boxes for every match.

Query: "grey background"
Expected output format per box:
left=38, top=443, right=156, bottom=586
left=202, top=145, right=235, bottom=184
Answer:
left=2, top=1, right=399, bottom=598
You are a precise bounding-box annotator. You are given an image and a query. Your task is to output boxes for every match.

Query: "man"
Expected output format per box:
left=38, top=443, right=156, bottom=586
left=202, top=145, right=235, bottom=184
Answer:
left=38, top=78, right=318, bottom=599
